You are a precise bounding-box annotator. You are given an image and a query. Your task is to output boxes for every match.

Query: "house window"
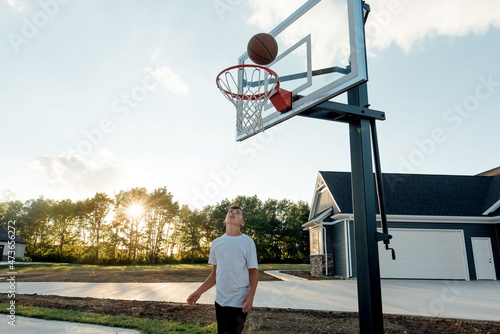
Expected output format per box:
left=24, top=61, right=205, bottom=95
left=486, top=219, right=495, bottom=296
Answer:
left=314, top=191, right=322, bottom=214
left=313, top=188, right=336, bottom=215
left=310, top=226, right=323, bottom=255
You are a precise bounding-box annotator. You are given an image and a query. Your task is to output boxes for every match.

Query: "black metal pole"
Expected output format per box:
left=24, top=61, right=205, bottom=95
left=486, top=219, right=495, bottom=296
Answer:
left=348, top=83, right=384, bottom=333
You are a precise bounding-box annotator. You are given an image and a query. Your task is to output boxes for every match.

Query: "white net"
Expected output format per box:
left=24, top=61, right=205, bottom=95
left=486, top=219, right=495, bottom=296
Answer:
left=217, top=65, right=279, bottom=136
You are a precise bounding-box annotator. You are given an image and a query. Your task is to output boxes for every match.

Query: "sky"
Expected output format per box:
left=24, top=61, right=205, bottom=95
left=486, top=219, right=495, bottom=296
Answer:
left=1, top=0, right=499, bottom=209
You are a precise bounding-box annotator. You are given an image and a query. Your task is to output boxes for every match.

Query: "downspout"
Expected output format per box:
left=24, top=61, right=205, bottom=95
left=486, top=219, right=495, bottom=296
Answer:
left=344, top=219, right=350, bottom=278
left=496, top=223, right=500, bottom=274
left=348, top=215, right=354, bottom=278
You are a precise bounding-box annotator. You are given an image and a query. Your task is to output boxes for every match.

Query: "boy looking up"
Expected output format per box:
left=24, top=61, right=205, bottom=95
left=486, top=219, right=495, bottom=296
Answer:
left=187, top=205, right=259, bottom=334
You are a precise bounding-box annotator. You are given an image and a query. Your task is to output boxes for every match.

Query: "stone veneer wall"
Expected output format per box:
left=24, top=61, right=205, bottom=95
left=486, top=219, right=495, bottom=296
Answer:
left=310, top=254, right=334, bottom=276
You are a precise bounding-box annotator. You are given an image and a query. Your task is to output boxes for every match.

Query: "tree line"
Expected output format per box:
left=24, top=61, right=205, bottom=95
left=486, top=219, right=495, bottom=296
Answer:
left=0, top=187, right=310, bottom=264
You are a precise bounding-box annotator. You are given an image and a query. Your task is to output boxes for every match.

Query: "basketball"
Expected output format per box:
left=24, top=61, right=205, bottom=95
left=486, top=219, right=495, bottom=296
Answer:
left=247, top=33, right=278, bottom=66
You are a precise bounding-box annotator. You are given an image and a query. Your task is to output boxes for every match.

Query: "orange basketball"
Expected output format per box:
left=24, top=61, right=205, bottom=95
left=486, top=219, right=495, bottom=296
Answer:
left=247, top=33, right=278, bottom=66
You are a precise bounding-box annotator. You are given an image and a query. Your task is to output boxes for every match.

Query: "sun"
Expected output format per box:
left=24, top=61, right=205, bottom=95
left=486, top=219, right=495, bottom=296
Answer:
left=127, top=203, right=144, bottom=219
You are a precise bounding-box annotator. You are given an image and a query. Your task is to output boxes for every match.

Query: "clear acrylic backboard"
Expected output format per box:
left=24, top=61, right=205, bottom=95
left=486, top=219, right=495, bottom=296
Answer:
left=235, top=0, right=368, bottom=141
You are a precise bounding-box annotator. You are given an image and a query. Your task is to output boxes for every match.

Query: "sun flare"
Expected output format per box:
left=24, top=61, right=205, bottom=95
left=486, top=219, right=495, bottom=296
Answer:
left=127, top=203, right=144, bottom=218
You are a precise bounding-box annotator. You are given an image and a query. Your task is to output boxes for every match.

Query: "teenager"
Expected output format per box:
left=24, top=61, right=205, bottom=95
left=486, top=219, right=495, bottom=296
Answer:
left=187, top=205, right=258, bottom=334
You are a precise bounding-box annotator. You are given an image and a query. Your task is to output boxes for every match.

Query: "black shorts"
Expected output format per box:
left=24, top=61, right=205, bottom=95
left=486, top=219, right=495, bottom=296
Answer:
left=215, top=301, right=248, bottom=334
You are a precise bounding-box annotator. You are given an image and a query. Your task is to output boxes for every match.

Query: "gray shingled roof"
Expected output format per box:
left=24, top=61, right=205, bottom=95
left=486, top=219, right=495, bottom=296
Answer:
left=0, top=227, right=28, bottom=243
left=319, top=171, right=500, bottom=217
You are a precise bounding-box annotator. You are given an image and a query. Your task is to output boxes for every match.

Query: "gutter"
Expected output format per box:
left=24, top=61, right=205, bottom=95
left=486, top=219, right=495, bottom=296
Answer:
left=302, top=207, right=333, bottom=230
left=330, top=213, right=500, bottom=224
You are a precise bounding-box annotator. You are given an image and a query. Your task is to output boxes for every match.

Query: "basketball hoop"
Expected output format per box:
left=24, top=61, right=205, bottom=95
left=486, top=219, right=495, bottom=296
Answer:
left=216, top=64, right=290, bottom=136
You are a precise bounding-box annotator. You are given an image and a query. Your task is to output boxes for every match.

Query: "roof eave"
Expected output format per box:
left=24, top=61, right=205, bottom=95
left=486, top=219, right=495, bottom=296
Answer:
left=302, top=207, right=333, bottom=230
left=331, top=213, right=500, bottom=224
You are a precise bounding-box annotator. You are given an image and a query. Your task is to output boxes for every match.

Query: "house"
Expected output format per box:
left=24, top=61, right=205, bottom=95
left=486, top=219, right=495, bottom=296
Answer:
left=0, top=227, right=28, bottom=261
left=302, top=168, right=500, bottom=281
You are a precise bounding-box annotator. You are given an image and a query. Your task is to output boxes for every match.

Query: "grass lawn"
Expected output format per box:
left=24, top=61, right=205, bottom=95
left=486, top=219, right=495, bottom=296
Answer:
left=0, top=262, right=309, bottom=274
left=0, top=303, right=216, bottom=334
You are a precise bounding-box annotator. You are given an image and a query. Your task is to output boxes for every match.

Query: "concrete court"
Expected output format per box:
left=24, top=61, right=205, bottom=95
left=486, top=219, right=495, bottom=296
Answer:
left=1, top=271, right=499, bottom=334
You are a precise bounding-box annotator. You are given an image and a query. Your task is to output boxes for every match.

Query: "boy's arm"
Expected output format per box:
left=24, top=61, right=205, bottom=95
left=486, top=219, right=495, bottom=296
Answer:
left=242, top=268, right=259, bottom=313
left=187, top=265, right=216, bottom=307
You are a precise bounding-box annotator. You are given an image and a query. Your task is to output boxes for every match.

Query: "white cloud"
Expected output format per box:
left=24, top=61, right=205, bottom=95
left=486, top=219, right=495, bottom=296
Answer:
left=6, top=0, right=30, bottom=13
left=30, top=149, right=125, bottom=199
left=247, top=0, right=500, bottom=56
left=148, top=66, right=189, bottom=95
left=365, top=0, right=500, bottom=53
left=147, top=49, right=189, bottom=95
left=247, top=0, right=304, bottom=31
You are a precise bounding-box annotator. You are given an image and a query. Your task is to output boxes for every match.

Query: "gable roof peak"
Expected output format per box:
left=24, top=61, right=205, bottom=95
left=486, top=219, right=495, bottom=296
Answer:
left=477, top=166, right=500, bottom=177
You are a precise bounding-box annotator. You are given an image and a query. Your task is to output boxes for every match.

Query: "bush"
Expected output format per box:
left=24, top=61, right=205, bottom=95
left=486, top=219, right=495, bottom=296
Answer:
left=179, top=255, right=209, bottom=264
left=156, top=255, right=180, bottom=264
left=15, top=257, right=32, bottom=262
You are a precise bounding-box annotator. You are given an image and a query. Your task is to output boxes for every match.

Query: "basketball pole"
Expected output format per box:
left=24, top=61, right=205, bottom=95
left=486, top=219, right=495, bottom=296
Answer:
left=348, top=83, right=385, bottom=333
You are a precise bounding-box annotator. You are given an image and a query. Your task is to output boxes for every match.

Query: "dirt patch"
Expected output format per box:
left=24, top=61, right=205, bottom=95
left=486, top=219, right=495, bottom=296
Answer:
left=3, top=268, right=279, bottom=283
left=1, top=294, right=498, bottom=334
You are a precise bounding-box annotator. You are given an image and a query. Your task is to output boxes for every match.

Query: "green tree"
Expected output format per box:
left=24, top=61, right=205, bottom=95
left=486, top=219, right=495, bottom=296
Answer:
left=113, top=187, right=148, bottom=264
left=73, top=200, right=91, bottom=263
left=50, top=199, right=78, bottom=259
left=84, top=193, right=113, bottom=264
left=0, top=200, right=24, bottom=228
left=177, top=205, right=204, bottom=261
left=145, top=187, right=179, bottom=263
left=281, top=200, right=310, bottom=260
left=20, top=197, right=53, bottom=257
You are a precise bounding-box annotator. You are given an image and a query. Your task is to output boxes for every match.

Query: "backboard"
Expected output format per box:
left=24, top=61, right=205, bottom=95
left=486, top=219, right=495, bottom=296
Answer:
left=235, top=0, right=368, bottom=141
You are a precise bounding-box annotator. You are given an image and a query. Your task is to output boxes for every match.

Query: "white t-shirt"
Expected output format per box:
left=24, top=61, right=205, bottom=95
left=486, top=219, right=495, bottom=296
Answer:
left=208, top=233, right=258, bottom=307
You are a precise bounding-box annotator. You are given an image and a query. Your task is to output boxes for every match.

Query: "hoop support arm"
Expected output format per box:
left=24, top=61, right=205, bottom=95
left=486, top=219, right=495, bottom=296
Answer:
left=298, top=99, right=385, bottom=122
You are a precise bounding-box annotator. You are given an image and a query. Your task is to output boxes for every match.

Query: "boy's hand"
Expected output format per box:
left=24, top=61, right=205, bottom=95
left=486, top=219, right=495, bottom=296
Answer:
left=187, top=291, right=201, bottom=307
left=187, top=266, right=216, bottom=308
left=242, top=294, right=254, bottom=313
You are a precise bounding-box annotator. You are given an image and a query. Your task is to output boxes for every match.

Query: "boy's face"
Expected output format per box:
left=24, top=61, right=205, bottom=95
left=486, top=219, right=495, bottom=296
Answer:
left=225, top=208, right=245, bottom=227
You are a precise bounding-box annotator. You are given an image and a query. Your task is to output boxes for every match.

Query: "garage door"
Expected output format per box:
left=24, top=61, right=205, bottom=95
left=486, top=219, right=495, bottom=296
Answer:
left=378, top=229, right=468, bottom=280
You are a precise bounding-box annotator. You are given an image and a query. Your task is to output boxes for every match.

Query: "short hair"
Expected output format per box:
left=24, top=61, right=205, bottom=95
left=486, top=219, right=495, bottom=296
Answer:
left=228, top=205, right=246, bottom=222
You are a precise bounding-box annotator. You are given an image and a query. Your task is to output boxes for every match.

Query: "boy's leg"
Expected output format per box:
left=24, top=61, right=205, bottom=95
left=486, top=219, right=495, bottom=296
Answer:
left=215, top=302, right=248, bottom=334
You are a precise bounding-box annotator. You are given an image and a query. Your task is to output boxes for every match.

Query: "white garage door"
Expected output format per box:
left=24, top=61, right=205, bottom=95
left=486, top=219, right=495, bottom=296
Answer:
left=378, top=229, right=469, bottom=280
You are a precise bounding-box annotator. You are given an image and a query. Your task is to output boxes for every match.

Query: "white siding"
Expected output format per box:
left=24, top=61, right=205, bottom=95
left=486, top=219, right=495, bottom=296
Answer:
left=310, top=226, right=323, bottom=255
